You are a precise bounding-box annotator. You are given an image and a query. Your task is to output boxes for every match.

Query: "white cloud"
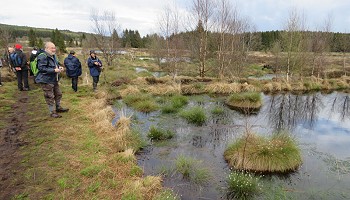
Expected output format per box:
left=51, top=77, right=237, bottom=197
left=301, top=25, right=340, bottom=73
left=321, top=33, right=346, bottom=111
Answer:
left=1, top=0, right=349, bottom=36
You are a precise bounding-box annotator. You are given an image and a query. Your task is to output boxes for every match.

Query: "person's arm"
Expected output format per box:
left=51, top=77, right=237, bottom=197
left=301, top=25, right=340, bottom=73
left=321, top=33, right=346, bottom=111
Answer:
left=87, top=57, right=94, bottom=68
left=20, top=53, right=27, bottom=69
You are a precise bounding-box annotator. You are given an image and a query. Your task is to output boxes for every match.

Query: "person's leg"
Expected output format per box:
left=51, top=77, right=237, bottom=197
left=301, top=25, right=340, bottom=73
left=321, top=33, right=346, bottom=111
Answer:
left=92, top=76, right=98, bottom=91
left=54, top=82, right=69, bottom=112
left=72, top=77, right=78, bottom=92
left=16, top=70, right=23, bottom=90
left=41, top=83, right=61, bottom=118
left=22, top=70, right=29, bottom=90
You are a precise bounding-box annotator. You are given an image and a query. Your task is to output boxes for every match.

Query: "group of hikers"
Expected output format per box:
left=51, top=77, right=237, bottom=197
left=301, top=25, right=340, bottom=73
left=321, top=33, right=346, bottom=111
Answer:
left=2, top=42, right=103, bottom=118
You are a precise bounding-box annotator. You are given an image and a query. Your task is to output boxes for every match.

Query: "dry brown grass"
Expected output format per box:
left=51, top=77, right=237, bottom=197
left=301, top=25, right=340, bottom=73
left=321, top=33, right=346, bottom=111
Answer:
left=146, top=84, right=181, bottom=96
left=122, top=176, right=162, bottom=200
left=240, top=83, right=258, bottom=92
left=130, top=77, right=149, bottom=85
left=181, top=84, right=205, bottom=95
left=205, top=82, right=241, bottom=94
left=120, top=85, right=141, bottom=98
left=114, top=114, right=132, bottom=152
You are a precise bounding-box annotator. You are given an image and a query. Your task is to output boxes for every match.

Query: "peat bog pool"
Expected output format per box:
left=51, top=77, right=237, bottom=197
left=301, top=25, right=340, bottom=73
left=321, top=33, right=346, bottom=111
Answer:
left=114, top=91, right=350, bottom=199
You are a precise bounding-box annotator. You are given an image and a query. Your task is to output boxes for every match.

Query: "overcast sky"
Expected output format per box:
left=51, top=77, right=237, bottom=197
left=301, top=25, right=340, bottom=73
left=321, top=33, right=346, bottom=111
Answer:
left=1, top=0, right=349, bottom=36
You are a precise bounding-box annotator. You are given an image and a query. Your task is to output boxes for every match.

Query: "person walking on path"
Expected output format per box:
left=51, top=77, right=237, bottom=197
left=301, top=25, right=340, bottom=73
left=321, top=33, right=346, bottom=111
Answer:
left=10, top=44, right=30, bottom=91
left=87, top=50, right=102, bottom=92
left=35, top=42, right=69, bottom=118
left=64, top=50, right=82, bottom=92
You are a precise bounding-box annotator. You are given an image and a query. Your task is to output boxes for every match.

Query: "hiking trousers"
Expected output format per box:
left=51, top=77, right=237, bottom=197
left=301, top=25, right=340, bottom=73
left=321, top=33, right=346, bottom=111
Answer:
left=71, top=76, right=78, bottom=92
left=41, top=82, right=62, bottom=107
left=92, top=76, right=99, bottom=90
left=16, top=70, right=29, bottom=90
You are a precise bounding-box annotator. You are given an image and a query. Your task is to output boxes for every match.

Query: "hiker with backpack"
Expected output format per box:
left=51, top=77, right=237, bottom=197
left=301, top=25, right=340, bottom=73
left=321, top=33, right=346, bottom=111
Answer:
left=10, top=44, right=30, bottom=91
left=35, top=42, right=69, bottom=118
left=64, top=50, right=82, bottom=92
left=87, top=50, right=102, bottom=92
left=29, top=47, right=40, bottom=83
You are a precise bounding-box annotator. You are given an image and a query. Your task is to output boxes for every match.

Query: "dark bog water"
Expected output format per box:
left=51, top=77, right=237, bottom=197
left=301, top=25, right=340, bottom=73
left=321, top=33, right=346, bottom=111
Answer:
left=115, top=92, right=350, bottom=199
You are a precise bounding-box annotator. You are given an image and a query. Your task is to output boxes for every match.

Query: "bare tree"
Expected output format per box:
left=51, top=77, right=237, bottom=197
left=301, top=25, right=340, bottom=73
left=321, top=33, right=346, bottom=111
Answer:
left=0, top=28, right=13, bottom=71
left=310, top=15, right=333, bottom=78
left=191, top=0, right=216, bottom=77
left=158, top=1, right=185, bottom=76
left=281, top=8, right=308, bottom=81
left=90, top=9, right=120, bottom=67
left=214, top=0, right=232, bottom=79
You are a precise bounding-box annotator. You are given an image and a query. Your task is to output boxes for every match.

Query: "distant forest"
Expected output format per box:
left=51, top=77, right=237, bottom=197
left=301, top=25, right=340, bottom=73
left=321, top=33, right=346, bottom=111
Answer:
left=1, top=23, right=350, bottom=53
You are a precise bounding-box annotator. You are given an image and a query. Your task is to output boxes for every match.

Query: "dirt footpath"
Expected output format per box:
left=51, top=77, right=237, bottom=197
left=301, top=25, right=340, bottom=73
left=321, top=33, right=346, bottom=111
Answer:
left=0, top=91, right=30, bottom=200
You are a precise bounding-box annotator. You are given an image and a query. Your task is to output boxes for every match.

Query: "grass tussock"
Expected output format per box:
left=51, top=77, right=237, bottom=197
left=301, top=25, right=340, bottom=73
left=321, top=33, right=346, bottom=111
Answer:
left=174, top=155, right=211, bottom=185
left=179, top=106, right=207, bottom=126
left=240, top=83, right=258, bottom=92
left=226, top=171, right=262, bottom=200
left=123, top=93, right=158, bottom=112
left=115, top=114, right=132, bottom=151
left=120, top=85, right=141, bottom=98
left=161, top=95, right=189, bottom=114
left=205, top=82, right=241, bottom=94
left=224, top=132, right=302, bottom=173
left=181, top=83, right=205, bottom=95
left=121, top=176, right=163, bottom=200
left=147, top=125, right=175, bottom=141
left=147, top=84, right=181, bottom=96
left=226, top=92, right=262, bottom=112
left=153, top=189, right=179, bottom=200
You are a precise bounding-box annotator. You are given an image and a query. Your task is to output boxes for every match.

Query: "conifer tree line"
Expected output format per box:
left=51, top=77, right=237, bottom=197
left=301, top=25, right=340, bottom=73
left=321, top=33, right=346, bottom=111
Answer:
left=3, top=24, right=350, bottom=53
left=2, top=23, right=350, bottom=53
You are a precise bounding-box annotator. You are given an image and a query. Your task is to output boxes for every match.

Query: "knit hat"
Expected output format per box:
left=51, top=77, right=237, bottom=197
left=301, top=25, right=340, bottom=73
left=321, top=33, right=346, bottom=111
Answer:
left=15, top=44, right=22, bottom=50
left=89, top=50, right=95, bottom=54
left=70, top=50, right=75, bottom=55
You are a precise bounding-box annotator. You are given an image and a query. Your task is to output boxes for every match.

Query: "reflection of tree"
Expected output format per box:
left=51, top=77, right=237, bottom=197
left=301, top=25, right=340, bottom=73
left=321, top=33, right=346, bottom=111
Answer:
left=266, top=93, right=323, bottom=131
left=331, top=94, right=350, bottom=121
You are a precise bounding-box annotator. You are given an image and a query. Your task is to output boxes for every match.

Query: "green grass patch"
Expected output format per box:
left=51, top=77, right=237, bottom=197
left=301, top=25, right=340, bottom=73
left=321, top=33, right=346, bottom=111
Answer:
left=224, top=132, right=302, bottom=173
left=129, top=165, right=143, bottom=177
left=174, top=155, right=211, bottom=185
left=127, top=129, right=148, bottom=151
left=123, top=93, right=158, bottom=112
left=153, top=189, right=180, bottom=200
left=226, top=92, right=262, bottom=113
left=227, top=171, right=262, bottom=199
left=211, top=106, right=225, bottom=115
left=147, top=125, right=175, bottom=141
left=179, top=106, right=207, bottom=126
left=80, top=165, right=104, bottom=178
left=161, top=95, right=188, bottom=114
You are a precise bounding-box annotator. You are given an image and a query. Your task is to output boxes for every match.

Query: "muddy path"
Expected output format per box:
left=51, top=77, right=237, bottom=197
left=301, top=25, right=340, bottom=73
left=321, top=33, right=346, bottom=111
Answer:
left=0, top=91, right=31, bottom=200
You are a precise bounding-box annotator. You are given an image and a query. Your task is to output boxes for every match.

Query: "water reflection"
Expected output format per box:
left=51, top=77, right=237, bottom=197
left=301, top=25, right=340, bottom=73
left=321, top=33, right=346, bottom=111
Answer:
left=115, top=92, right=350, bottom=199
left=266, top=93, right=324, bottom=131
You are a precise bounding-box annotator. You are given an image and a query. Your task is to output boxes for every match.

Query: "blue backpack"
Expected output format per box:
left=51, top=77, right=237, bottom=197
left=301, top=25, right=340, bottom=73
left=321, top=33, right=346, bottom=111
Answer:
left=10, top=52, right=22, bottom=66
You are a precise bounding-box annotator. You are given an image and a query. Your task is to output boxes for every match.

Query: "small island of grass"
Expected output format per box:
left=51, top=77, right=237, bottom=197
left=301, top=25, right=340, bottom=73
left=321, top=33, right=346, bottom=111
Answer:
left=224, top=132, right=302, bottom=173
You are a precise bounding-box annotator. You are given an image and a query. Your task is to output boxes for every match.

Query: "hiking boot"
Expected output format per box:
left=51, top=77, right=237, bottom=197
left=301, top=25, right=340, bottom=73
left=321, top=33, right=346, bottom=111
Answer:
left=50, top=113, right=62, bottom=118
left=56, top=106, right=69, bottom=113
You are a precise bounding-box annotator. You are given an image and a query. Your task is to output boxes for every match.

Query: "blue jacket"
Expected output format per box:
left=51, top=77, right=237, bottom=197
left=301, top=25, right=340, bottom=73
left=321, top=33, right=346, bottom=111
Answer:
left=64, top=54, right=82, bottom=77
left=87, top=56, right=102, bottom=77
left=10, top=49, right=28, bottom=70
left=35, top=52, right=60, bottom=84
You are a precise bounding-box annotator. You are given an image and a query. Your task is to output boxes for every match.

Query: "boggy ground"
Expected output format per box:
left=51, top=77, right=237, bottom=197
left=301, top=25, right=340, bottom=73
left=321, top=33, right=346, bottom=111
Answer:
left=0, top=87, right=31, bottom=200
left=0, top=77, right=164, bottom=200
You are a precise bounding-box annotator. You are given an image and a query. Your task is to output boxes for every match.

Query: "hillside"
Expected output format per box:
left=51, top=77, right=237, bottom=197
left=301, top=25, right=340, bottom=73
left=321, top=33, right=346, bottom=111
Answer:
left=0, top=23, right=86, bottom=39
